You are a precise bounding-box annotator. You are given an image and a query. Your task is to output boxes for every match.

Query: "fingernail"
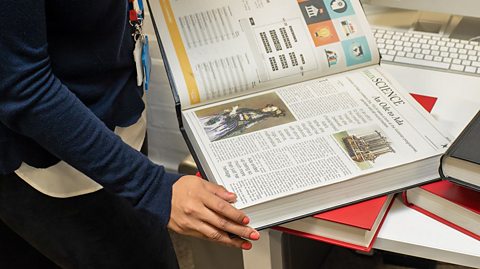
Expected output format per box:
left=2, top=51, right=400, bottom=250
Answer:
left=249, top=231, right=260, bottom=240
left=228, top=192, right=237, bottom=197
left=242, top=216, right=250, bottom=225
left=241, top=242, right=252, bottom=250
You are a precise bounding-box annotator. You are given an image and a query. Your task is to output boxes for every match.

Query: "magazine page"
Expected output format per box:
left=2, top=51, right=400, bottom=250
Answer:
left=182, top=66, right=452, bottom=209
left=149, top=0, right=380, bottom=107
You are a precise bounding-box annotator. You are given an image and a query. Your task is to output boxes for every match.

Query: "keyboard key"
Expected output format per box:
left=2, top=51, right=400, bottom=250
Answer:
left=395, top=56, right=450, bottom=69
left=419, top=39, right=428, bottom=44
left=397, top=51, right=406, bottom=57
left=432, top=51, right=440, bottom=56
left=453, top=59, right=462, bottom=64
left=388, top=50, right=396, bottom=56
left=421, top=44, right=430, bottom=49
left=386, top=39, right=395, bottom=45
left=378, top=43, right=386, bottom=49
left=431, top=45, right=440, bottom=51
left=428, top=40, right=436, bottom=45
left=459, top=54, right=468, bottom=60
left=413, top=48, right=422, bottom=53
left=425, top=55, right=434, bottom=61
left=468, top=50, right=477, bottom=56
left=401, top=36, right=410, bottom=42
left=442, top=57, right=451, bottom=63
left=462, top=60, right=472, bottom=66
left=422, top=49, right=431, bottom=55
left=440, top=52, right=449, bottom=57
left=446, top=42, right=455, bottom=47
left=382, top=54, right=395, bottom=62
left=382, top=54, right=394, bottom=61
left=455, top=43, right=465, bottom=49
left=449, top=47, right=458, bottom=53
left=406, top=52, right=415, bottom=58
left=380, top=48, right=387, bottom=55
left=403, top=47, right=413, bottom=52
left=437, top=41, right=446, bottom=46
left=469, top=55, right=479, bottom=62
left=415, top=54, right=425, bottom=59
left=451, top=64, right=465, bottom=71
left=449, top=53, right=458, bottom=59
left=465, top=44, right=474, bottom=50
left=386, top=44, right=395, bottom=50
left=459, top=49, right=467, bottom=54
left=472, top=61, right=480, bottom=67
left=440, top=47, right=449, bottom=52
left=465, top=66, right=477, bottom=73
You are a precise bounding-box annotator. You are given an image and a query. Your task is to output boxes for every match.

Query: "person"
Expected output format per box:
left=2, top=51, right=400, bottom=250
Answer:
left=200, top=104, right=286, bottom=141
left=0, top=1, right=259, bottom=268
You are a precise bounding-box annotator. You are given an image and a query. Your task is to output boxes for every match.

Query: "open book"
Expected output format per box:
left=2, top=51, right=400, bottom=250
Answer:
left=147, top=0, right=452, bottom=229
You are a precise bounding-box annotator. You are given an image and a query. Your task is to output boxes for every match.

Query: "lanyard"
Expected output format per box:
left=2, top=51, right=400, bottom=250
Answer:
left=128, top=0, right=144, bottom=39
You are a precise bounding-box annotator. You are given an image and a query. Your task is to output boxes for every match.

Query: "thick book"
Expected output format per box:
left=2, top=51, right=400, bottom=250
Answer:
left=274, top=194, right=395, bottom=252
left=439, top=110, right=480, bottom=191
left=402, top=180, right=480, bottom=240
left=147, top=0, right=451, bottom=229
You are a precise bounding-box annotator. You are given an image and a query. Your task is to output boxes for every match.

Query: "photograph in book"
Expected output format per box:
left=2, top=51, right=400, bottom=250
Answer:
left=333, top=126, right=395, bottom=170
left=195, top=92, right=296, bottom=142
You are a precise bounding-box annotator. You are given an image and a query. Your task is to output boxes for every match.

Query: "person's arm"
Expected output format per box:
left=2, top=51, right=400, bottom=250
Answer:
left=0, top=1, right=258, bottom=249
left=0, top=1, right=177, bottom=226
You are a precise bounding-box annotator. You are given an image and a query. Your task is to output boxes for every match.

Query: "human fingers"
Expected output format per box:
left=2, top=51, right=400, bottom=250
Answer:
left=194, top=221, right=254, bottom=250
left=199, top=193, right=259, bottom=240
left=203, top=181, right=237, bottom=203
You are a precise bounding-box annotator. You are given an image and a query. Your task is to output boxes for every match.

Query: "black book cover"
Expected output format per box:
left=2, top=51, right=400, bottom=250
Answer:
left=439, top=110, right=480, bottom=190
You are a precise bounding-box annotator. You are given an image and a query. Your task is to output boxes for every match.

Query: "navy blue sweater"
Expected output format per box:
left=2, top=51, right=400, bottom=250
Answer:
left=0, top=0, right=180, bottom=226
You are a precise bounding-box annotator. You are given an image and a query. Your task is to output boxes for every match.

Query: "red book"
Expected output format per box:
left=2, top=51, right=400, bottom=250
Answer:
left=273, top=194, right=395, bottom=252
left=402, top=180, right=480, bottom=240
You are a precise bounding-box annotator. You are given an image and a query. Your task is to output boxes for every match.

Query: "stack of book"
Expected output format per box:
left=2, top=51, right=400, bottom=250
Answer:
left=402, top=110, right=480, bottom=241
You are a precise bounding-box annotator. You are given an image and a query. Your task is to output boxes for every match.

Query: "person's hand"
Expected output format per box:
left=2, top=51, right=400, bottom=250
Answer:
left=168, top=175, right=260, bottom=250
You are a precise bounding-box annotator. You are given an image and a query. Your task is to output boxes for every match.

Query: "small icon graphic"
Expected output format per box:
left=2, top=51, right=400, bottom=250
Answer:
left=325, top=50, right=338, bottom=67
left=330, top=0, right=348, bottom=13
left=341, top=20, right=356, bottom=36
left=305, top=5, right=323, bottom=18
left=314, top=27, right=332, bottom=38
left=352, top=43, right=364, bottom=57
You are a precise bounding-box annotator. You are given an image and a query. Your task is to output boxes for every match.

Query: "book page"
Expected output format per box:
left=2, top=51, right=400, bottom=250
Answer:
left=149, top=0, right=380, bottom=107
left=182, top=66, right=451, bottom=209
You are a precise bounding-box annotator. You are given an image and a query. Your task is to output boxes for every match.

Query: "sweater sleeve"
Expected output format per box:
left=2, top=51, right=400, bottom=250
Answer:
left=0, top=1, right=180, bottom=226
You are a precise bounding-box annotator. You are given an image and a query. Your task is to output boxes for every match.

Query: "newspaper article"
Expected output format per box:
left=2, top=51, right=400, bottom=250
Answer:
left=150, top=0, right=380, bottom=106
left=183, top=67, right=450, bottom=208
